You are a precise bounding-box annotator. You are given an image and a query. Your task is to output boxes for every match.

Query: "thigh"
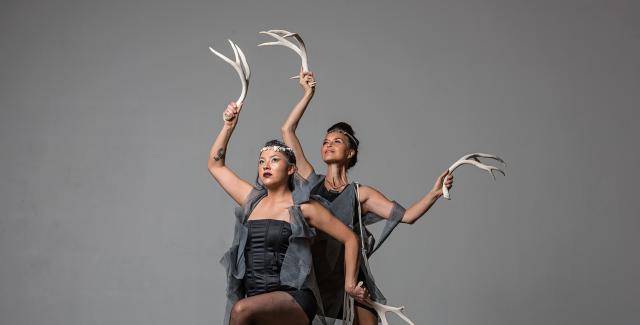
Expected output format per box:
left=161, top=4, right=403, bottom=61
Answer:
left=240, top=291, right=310, bottom=325
left=355, top=305, right=377, bottom=325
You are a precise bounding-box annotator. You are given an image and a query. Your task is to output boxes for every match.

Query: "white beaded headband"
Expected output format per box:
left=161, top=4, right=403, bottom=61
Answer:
left=328, top=129, right=360, bottom=147
left=260, top=145, right=295, bottom=154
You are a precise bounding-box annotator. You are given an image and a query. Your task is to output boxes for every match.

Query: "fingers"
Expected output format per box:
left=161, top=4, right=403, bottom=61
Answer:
left=225, top=103, right=238, bottom=115
left=300, top=73, right=316, bottom=89
left=227, top=101, right=238, bottom=110
left=298, top=70, right=316, bottom=89
left=223, top=101, right=241, bottom=121
left=300, top=71, right=314, bottom=78
left=307, top=75, right=316, bottom=87
left=350, top=281, right=370, bottom=303
left=444, top=174, right=454, bottom=189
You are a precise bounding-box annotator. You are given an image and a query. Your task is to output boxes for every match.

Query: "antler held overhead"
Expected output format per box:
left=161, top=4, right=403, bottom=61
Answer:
left=209, top=40, right=251, bottom=106
left=258, top=29, right=308, bottom=79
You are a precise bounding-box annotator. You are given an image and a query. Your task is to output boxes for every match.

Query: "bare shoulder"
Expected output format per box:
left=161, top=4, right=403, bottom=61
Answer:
left=299, top=200, right=323, bottom=216
left=357, top=184, right=382, bottom=199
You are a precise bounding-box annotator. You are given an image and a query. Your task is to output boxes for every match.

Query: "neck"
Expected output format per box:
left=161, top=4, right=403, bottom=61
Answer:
left=265, top=184, right=292, bottom=200
left=325, top=162, right=349, bottom=190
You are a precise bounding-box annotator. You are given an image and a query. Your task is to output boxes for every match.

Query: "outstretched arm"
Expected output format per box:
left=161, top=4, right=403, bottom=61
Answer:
left=207, top=102, right=254, bottom=206
left=301, top=201, right=368, bottom=302
left=360, top=170, right=454, bottom=224
left=280, top=70, right=316, bottom=179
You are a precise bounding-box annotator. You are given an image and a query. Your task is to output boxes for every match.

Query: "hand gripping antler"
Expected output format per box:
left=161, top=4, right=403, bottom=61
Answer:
left=209, top=40, right=250, bottom=106
left=443, top=153, right=506, bottom=200
left=343, top=282, right=415, bottom=325
left=258, top=29, right=308, bottom=79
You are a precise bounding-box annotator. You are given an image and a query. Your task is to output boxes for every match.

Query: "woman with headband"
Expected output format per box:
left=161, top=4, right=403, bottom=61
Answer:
left=280, top=72, right=454, bottom=323
left=209, top=102, right=367, bottom=324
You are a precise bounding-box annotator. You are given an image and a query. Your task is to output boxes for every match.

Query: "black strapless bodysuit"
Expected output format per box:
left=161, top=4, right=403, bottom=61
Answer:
left=243, top=219, right=317, bottom=321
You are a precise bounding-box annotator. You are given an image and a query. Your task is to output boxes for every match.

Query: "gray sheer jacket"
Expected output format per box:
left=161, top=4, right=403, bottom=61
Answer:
left=302, top=171, right=406, bottom=322
left=220, top=175, right=326, bottom=324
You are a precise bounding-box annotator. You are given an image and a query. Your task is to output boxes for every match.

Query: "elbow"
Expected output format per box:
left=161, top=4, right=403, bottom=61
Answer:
left=280, top=124, right=297, bottom=135
left=207, top=161, right=221, bottom=177
left=345, top=231, right=359, bottom=250
left=403, top=217, right=416, bottom=225
left=401, top=213, right=418, bottom=225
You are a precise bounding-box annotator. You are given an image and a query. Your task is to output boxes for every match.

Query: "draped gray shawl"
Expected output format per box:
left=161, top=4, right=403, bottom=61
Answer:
left=302, top=171, right=406, bottom=323
left=220, top=175, right=326, bottom=324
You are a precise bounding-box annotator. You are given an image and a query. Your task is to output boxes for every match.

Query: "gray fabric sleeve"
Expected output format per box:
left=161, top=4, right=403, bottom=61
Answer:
left=368, top=201, right=406, bottom=256
left=292, top=171, right=323, bottom=205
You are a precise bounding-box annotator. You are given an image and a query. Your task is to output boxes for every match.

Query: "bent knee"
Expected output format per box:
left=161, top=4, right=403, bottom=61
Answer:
left=230, top=299, right=254, bottom=320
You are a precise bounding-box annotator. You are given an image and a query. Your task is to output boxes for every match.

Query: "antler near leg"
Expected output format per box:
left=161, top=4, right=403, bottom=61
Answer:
left=365, top=299, right=415, bottom=325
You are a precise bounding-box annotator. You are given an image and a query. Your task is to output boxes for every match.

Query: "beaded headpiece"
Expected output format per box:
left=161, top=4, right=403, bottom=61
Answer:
left=328, top=128, right=360, bottom=148
left=260, top=145, right=295, bottom=154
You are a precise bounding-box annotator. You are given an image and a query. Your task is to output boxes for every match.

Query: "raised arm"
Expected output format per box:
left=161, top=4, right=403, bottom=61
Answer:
left=360, top=170, right=454, bottom=225
left=280, top=70, right=316, bottom=179
left=207, top=102, right=254, bottom=206
left=301, top=200, right=368, bottom=302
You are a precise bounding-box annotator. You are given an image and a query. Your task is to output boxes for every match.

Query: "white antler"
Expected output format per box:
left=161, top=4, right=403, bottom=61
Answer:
left=343, top=282, right=415, bottom=325
left=209, top=40, right=250, bottom=106
left=364, top=298, right=415, bottom=325
left=443, top=153, right=506, bottom=199
left=258, top=29, right=308, bottom=78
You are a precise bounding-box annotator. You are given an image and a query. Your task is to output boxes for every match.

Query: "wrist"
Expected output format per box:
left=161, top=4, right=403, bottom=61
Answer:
left=344, top=278, right=356, bottom=288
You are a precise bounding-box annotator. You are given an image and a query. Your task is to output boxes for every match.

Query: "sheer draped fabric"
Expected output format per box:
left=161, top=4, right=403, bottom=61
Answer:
left=220, top=174, right=326, bottom=324
left=302, top=172, right=406, bottom=323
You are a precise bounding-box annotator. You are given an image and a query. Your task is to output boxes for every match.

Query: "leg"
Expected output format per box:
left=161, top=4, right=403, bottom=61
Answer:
left=230, top=291, right=309, bottom=325
left=355, top=305, right=377, bottom=325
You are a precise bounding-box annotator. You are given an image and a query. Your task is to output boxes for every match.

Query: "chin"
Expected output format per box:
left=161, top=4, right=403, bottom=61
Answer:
left=261, top=178, right=284, bottom=188
left=323, top=157, right=342, bottom=164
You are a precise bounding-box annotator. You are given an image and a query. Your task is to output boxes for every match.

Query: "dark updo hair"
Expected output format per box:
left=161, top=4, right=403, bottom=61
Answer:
left=257, top=139, right=297, bottom=190
left=326, top=122, right=359, bottom=169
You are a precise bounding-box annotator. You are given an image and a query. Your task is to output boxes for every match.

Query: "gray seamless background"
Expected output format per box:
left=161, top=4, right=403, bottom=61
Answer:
left=1, top=0, right=639, bottom=324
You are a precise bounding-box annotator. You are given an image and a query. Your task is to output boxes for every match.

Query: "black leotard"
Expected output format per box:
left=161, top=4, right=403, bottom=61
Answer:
left=243, top=219, right=317, bottom=321
left=311, top=182, right=377, bottom=316
left=314, top=181, right=341, bottom=202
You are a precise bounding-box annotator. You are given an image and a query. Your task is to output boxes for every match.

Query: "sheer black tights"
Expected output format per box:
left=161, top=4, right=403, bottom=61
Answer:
left=230, top=291, right=309, bottom=325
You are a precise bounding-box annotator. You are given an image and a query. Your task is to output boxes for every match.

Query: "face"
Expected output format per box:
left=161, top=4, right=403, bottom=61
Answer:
left=321, top=131, right=354, bottom=165
left=257, top=150, right=295, bottom=188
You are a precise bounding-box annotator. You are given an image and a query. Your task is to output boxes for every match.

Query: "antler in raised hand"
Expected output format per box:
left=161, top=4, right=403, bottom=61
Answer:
left=209, top=40, right=250, bottom=107
left=443, top=153, right=506, bottom=199
left=258, top=29, right=308, bottom=78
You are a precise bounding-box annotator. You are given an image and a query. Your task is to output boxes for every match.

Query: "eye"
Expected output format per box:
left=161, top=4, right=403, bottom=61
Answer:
left=258, top=159, right=265, bottom=165
left=270, top=157, right=280, bottom=164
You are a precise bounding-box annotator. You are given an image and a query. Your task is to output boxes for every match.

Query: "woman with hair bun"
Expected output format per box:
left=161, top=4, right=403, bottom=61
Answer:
left=280, top=71, right=454, bottom=324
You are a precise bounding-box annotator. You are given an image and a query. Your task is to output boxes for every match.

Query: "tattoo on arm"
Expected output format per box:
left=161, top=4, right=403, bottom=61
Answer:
left=213, top=148, right=226, bottom=161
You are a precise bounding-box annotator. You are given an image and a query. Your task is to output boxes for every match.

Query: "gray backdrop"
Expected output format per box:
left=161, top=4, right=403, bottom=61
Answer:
left=1, top=0, right=639, bottom=324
